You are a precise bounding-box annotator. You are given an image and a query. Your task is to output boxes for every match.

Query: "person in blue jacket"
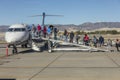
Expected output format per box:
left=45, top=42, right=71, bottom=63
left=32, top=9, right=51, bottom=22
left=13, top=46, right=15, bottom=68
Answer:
left=47, top=26, right=51, bottom=38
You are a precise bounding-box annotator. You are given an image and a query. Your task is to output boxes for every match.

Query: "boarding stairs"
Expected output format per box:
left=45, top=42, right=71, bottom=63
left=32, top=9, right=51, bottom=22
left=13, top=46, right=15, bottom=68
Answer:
left=31, top=38, right=47, bottom=51
left=41, top=37, right=109, bottom=53
left=30, top=31, right=109, bottom=52
left=30, top=32, right=47, bottom=51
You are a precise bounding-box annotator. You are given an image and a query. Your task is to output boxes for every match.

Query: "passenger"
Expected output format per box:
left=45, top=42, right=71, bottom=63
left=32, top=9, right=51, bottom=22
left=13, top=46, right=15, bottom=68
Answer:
left=107, top=39, right=112, bottom=51
left=49, top=25, right=54, bottom=38
left=32, top=24, right=36, bottom=33
left=47, top=26, right=51, bottom=38
left=83, top=34, right=89, bottom=46
left=93, top=35, right=97, bottom=48
left=43, top=26, right=47, bottom=38
left=107, top=39, right=112, bottom=46
left=63, top=29, right=68, bottom=42
left=76, top=33, right=80, bottom=44
left=31, top=24, right=36, bottom=38
left=27, top=25, right=32, bottom=31
left=99, top=36, right=104, bottom=47
left=49, top=25, right=54, bottom=33
left=37, top=24, right=41, bottom=37
left=69, top=31, right=74, bottom=43
left=115, top=39, right=120, bottom=52
left=54, top=27, right=58, bottom=40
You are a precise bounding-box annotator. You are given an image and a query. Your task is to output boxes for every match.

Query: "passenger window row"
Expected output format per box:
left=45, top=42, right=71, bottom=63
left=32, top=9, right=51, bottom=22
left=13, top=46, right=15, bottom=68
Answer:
left=8, top=28, right=26, bottom=32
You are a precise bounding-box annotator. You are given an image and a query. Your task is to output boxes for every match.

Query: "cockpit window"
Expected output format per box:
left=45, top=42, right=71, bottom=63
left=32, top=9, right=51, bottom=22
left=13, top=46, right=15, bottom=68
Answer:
left=8, top=28, right=14, bottom=31
left=22, top=28, right=26, bottom=31
left=8, top=28, right=26, bottom=32
left=14, top=28, right=21, bottom=31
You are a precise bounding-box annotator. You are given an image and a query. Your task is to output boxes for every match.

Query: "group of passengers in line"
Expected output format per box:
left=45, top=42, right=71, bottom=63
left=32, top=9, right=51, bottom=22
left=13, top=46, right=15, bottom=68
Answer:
left=31, top=24, right=58, bottom=39
left=63, top=30, right=80, bottom=43
left=31, top=24, right=120, bottom=52
left=83, top=34, right=105, bottom=48
left=62, top=30, right=120, bottom=52
left=84, top=34, right=120, bottom=52
left=31, top=24, right=46, bottom=38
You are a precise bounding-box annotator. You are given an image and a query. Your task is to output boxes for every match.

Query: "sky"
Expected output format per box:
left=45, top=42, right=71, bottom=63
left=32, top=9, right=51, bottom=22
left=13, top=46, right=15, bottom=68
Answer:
left=0, top=0, right=120, bottom=25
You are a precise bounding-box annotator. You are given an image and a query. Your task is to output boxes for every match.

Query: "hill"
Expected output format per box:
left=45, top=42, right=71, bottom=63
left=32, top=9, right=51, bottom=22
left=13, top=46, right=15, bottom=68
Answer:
left=80, top=22, right=120, bottom=31
left=0, top=25, right=9, bottom=32
left=0, top=22, right=120, bottom=32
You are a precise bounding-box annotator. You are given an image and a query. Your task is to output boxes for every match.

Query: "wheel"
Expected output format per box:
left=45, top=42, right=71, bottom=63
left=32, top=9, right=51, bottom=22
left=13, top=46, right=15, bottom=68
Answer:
left=8, top=45, right=11, bottom=48
left=21, top=45, right=24, bottom=48
left=13, top=45, right=18, bottom=54
left=25, top=44, right=27, bottom=48
left=48, top=50, right=52, bottom=53
left=12, top=50, right=15, bottom=54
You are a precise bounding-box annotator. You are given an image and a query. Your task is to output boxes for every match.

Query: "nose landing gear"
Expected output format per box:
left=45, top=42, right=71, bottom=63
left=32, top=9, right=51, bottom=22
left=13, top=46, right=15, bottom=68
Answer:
left=12, top=45, right=18, bottom=54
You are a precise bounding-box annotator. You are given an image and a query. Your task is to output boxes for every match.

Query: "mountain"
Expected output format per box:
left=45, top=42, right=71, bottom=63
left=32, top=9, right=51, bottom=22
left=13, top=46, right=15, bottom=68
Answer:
left=80, top=22, right=120, bottom=30
left=0, top=22, right=120, bottom=32
left=0, top=25, right=9, bottom=32
left=55, top=22, right=120, bottom=31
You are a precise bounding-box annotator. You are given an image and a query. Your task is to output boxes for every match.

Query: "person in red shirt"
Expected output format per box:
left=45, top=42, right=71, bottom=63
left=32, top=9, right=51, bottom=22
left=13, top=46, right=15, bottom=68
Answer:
left=83, top=34, right=89, bottom=46
left=37, top=24, right=41, bottom=37
left=43, top=26, right=47, bottom=38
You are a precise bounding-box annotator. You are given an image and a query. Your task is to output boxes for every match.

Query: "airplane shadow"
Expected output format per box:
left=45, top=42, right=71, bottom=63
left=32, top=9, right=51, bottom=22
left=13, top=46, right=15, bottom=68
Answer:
left=18, top=49, right=44, bottom=54
left=19, top=46, right=48, bottom=54
left=15, top=42, right=49, bottom=54
left=19, top=49, right=36, bottom=54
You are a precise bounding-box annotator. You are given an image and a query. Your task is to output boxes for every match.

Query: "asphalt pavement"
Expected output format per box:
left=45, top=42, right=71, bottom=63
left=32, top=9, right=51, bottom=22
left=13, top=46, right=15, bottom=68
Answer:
left=0, top=45, right=120, bottom=80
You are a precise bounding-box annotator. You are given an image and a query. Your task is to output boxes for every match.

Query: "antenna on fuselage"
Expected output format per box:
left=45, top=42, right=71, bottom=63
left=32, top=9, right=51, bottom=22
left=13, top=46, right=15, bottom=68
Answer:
left=30, top=12, right=63, bottom=27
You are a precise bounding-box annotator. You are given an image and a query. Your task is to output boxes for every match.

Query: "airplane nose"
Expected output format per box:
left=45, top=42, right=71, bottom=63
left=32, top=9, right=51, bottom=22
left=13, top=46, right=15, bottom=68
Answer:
left=5, top=32, right=16, bottom=43
left=5, top=37, right=14, bottom=43
left=5, top=32, right=26, bottom=44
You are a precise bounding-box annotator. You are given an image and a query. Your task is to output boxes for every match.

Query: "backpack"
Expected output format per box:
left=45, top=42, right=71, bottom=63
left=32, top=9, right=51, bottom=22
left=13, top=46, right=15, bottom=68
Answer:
left=54, top=28, right=57, bottom=33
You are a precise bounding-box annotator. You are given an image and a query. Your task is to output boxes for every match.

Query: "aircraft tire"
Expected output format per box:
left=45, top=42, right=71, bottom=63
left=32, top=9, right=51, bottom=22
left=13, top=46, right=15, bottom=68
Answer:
left=25, top=44, right=27, bottom=48
left=8, top=45, right=11, bottom=48
left=21, top=45, right=24, bottom=48
left=12, top=50, right=15, bottom=54
left=48, top=50, right=52, bottom=53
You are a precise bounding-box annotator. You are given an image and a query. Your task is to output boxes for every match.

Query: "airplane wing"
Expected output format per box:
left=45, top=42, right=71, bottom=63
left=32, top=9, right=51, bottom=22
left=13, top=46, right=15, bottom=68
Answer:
left=30, top=15, right=63, bottom=17
left=29, top=15, right=43, bottom=17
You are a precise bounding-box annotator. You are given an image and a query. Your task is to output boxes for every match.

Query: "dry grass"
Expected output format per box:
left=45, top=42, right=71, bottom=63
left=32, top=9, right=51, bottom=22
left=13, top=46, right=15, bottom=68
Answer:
left=0, top=32, right=5, bottom=37
left=88, top=34, right=120, bottom=42
left=102, top=34, right=120, bottom=40
left=0, top=32, right=119, bottom=43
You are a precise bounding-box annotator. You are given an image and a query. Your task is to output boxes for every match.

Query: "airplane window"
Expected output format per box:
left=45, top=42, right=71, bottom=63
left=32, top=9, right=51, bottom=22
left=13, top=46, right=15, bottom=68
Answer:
left=22, top=28, right=26, bottom=31
left=8, top=28, right=26, bottom=32
left=15, top=28, right=26, bottom=31
left=14, top=28, right=21, bottom=31
left=8, top=28, right=14, bottom=32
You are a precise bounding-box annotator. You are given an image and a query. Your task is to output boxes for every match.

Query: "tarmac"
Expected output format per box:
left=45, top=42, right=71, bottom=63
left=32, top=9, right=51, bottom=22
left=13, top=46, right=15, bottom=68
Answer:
left=0, top=44, right=120, bottom=80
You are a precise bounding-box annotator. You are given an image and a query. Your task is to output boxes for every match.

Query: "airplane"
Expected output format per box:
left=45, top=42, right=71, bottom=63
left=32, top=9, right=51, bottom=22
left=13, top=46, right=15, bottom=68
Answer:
left=30, top=12, right=63, bottom=27
left=5, top=13, right=109, bottom=53
left=5, top=24, right=31, bottom=53
left=5, top=12, right=63, bottom=54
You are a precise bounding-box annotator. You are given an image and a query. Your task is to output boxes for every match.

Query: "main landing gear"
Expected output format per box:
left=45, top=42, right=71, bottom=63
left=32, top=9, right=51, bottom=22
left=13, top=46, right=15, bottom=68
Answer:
left=21, top=44, right=28, bottom=48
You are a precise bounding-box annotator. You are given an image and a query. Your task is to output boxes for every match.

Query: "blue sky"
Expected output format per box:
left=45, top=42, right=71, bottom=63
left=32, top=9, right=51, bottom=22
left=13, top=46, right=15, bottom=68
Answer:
left=0, top=0, right=120, bottom=25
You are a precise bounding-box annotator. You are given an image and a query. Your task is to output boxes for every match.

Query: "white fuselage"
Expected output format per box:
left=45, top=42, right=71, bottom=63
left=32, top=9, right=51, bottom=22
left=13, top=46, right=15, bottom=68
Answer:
left=5, top=24, right=30, bottom=45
